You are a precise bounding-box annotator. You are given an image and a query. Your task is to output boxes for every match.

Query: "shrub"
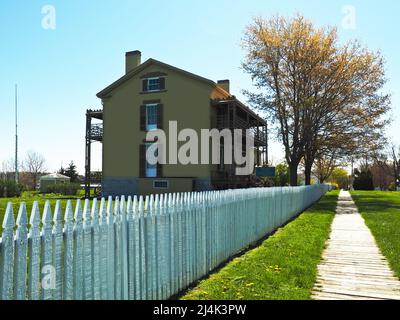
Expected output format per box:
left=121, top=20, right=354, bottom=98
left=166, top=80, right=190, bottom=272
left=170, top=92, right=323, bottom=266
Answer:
left=0, top=180, right=24, bottom=198
left=389, top=182, right=397, bottom=191
left=46, top=183, right=81, bottom=196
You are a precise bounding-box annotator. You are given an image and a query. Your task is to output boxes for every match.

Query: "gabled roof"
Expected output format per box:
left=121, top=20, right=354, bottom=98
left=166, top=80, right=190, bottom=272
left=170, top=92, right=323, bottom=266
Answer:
left=40, top=173, right=71, bottom=180
left=97, top=58, right=230, bottom=98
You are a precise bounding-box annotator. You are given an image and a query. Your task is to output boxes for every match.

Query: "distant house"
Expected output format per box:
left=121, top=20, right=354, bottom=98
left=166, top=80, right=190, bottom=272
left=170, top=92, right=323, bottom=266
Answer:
left=88, top=50, right=268, bottom=196
left=40, top=173, right=70, bottom=193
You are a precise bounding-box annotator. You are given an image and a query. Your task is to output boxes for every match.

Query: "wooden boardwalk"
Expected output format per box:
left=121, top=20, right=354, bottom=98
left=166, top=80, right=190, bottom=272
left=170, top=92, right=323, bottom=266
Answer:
left=312, top=190, right=400, bottom=300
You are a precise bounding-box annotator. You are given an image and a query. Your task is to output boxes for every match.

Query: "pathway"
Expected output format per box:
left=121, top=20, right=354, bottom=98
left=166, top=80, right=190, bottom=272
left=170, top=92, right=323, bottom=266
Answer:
left=312, top=190, right=400, bottom=300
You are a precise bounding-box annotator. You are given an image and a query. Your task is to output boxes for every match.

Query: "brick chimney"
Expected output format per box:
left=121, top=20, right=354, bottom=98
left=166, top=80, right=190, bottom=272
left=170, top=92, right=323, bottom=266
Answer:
left=125, top=50, right=141, bottom=74
left=217, top=80, right=230, bottom=93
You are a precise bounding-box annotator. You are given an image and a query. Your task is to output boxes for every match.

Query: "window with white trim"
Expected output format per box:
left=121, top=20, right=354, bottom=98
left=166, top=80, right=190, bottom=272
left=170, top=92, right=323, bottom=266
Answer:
left=147, top=77, right=161, bottom=91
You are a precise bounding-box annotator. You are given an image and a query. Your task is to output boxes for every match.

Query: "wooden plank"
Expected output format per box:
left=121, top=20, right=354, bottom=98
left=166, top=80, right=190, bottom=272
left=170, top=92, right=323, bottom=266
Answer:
left=28, top=201, right=41, bottom=300
left=312, top=190, right=400, bottom=301
left=98, top=198, right=108, bottom=300
left=91, top=198, right=101, bottom=300
left=83, top=199, right=93, bottom=300
left=139, top=196, right=147, bottom=300
left=126, top=195, right=136, bottom=300
left=53, top=201, right=63, bottom=300
left=73, top=200, right=84, bottom=300
left=41, top=201, right=54, bottom=300
left=107, top=196, right=115, bottom=299
left=63, top=200, right=74, bottom=300
left=14, top=203, right=28, bottom=300
left=0, top=203, right=15, bottom=300
left=120, top=196, right=129, bottom=300
left=113, top=197, right=122, bottom=300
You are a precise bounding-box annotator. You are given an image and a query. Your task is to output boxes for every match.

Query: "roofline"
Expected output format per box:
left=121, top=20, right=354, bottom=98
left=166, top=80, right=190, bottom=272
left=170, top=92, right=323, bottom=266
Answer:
left=97, top=58, right=228, bottom=99
left=211, top=97, right=267, bottom=124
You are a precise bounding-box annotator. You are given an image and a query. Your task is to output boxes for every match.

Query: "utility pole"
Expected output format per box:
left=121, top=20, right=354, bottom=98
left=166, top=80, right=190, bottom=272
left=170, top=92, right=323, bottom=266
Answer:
left=15, top=84, right=19, bottom=184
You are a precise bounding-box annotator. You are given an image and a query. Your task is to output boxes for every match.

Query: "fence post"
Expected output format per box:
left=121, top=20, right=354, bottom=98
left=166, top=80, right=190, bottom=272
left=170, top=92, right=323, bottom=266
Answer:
left=98, top=198, right=108, bottom=300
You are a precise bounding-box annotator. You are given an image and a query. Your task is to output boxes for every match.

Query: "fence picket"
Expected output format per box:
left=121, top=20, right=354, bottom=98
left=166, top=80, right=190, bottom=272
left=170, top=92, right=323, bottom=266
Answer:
left=41, top=201, right=53, bottom=300
left=120, top=195, right=129, bottom=300
left=83, top=199, right=93, bottom=300
left=91, top=198, right=101, bottom=300
left=132, top=196, right=141, bottom=300
left=27, top=202, right=41, bottom=300
left=114, top=197, right=122, bottom=300
left=138, top=196, right=146, bottom=300
left=155, top=194, right=162, bottom=300
left=53, top=201, right=63, bottom=300
left=0, top=203, right=15, bottom=300
left=63, top=200, right=74, bottom=300
left=98, top=198, right=108, bottom=299
left=146, top=195, right=155, bottom=300
left=73, top=200, right=84, bottom=299
left=106, top=196, right=115, bottom=299
left=126, top=196, right=135, bottom=300
left=14, top=203, right=28, bottom=300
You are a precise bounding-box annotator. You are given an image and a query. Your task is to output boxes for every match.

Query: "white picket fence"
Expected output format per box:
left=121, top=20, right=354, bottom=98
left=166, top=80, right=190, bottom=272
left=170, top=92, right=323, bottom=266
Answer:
left=0, top=185, right=330, bottom=300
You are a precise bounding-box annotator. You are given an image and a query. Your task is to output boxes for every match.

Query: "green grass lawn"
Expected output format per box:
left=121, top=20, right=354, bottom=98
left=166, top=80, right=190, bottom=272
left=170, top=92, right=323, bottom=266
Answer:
left=351, top=191, right=400, bottom=279
left=0, top=192, right=82, bottom=231
left=182, top=190, right=339, bottom=300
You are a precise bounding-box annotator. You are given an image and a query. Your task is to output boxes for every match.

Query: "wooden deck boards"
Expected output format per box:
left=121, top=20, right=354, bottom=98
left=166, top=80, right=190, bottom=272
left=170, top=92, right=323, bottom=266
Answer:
left=312, top=190, right=400, bottom=300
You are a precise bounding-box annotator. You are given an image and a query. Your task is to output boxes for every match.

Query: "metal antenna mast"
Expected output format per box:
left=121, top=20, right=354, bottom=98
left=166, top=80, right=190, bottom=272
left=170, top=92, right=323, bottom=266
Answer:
left=15, top=84, right=19, bottom=184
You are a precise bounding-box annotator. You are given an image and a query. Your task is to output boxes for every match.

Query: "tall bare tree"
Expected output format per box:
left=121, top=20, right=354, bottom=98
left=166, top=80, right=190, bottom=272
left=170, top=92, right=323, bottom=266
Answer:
left=1, top=157, right=18, bottom=181
left=242, top=15, right=390, bottom=185
left=312, top=151, right=340, bottom=184
left=23, top=151, right=46, bottom=190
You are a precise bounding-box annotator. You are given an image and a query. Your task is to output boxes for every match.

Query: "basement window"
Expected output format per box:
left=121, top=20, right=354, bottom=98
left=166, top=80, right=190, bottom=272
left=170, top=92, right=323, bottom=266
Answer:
left=153, top=180, right=169, bottom=189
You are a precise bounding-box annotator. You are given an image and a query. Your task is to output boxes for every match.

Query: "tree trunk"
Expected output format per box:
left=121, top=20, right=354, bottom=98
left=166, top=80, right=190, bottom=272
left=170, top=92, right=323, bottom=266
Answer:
left=304, top=163, right=312, bottom=185
left=289, top=163, right=298, bottom=186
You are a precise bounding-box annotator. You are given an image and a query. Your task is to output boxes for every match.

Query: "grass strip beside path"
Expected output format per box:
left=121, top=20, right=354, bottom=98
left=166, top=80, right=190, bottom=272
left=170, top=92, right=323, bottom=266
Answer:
left=182, top=190, right=339, bottom=300
left=351, top=191, right=400, bottom=279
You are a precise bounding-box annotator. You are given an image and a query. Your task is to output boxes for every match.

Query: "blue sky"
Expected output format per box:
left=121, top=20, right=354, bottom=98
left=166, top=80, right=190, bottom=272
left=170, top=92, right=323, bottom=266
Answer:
left=0, top=0, right=399, bottom=174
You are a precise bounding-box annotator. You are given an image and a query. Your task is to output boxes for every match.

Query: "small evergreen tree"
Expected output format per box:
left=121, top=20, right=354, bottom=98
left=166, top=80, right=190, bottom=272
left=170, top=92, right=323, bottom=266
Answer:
left=64, top=161, right=79, bottom=183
